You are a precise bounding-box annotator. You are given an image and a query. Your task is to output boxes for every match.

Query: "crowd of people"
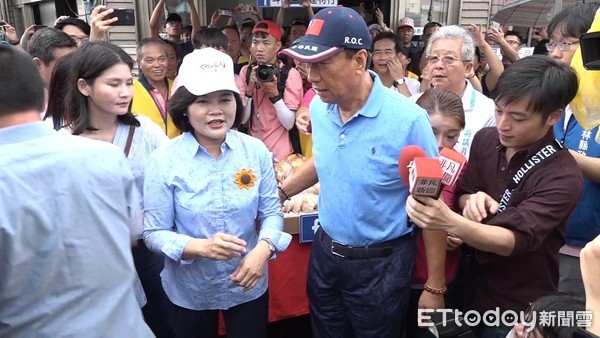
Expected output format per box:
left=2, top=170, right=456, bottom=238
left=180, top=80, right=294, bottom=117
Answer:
left=1, top=1, right=600, bottom=338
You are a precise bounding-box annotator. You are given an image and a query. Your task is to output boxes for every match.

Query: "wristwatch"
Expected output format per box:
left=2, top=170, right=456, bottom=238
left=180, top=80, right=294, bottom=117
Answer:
left=394, top=78, right=405, bottom=86
left=261, top=238, right=276, bottom=257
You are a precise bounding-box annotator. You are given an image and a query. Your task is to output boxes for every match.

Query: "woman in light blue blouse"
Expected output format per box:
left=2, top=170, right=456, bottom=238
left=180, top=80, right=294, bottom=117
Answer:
left=143, top=47, right=291, bottom=338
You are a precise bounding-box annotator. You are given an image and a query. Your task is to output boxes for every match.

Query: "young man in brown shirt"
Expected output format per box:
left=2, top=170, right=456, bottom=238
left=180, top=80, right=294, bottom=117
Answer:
left=406, top=55, right=584, bottom=338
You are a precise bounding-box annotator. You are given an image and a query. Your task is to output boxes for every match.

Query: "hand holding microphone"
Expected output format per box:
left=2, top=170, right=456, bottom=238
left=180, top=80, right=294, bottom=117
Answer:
left=399, top=146, right=467, bottom=198
left=402, top=146, right=467, bottom=232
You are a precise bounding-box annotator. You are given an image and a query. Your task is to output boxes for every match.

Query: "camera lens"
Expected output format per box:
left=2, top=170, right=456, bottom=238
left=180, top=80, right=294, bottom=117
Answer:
left=256, top=66, right=274, bottom=82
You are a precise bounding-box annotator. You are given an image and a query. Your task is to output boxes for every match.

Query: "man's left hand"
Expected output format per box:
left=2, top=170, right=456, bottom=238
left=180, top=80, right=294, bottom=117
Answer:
left=259, top=75, right=279, bottom=98
left=406, top=195, right=457, bottom=232
left=387, top=57, right=405, bottom=83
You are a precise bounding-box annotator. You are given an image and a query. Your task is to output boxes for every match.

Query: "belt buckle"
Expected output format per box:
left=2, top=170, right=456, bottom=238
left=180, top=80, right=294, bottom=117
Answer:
left=331, top=240, right=346, bottom=258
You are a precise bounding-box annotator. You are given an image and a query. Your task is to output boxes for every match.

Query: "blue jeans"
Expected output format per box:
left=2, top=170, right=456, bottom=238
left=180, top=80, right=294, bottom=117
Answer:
left=307, top=228, right=415, bottom=338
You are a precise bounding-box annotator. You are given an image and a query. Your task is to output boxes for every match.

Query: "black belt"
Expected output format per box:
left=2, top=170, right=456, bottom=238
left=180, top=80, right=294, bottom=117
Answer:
left=320, top=229, right=412, bottom=259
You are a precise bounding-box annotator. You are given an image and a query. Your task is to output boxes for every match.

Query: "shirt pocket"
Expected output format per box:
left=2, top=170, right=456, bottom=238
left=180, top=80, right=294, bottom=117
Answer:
left=366, top=147, right=399, bottom=186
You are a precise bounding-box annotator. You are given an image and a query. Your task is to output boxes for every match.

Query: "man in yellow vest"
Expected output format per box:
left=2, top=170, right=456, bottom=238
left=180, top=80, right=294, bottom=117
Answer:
left=132, top=38, right=180, bottom=138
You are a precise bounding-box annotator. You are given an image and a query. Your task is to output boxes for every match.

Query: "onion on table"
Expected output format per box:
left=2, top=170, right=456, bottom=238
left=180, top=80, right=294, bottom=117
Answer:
left=277, top=154, right=320, bottom=215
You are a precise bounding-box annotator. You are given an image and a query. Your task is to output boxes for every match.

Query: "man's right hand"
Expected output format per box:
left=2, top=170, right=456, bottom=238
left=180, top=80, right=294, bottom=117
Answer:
left=296, top=107, right=311, bottom=135
left=89, top=6, right=117, bottom=41
left=487, top=27, right=505, bottom=45
left=462, top=192, right=499, bottom=222
left=245, top=65, right=259, bottom=96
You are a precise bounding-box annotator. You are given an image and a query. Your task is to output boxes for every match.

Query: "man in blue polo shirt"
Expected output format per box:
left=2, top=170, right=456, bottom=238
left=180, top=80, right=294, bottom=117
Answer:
left=279, top=7, right=439, bottom=337
left=547, top=2, right=600, bottom=300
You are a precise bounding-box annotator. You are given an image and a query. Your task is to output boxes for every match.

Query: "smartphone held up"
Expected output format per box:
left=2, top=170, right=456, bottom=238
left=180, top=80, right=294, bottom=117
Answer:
left=107, top=8, right=136, bottom=26
left=218, top=8, right=233, bottom=17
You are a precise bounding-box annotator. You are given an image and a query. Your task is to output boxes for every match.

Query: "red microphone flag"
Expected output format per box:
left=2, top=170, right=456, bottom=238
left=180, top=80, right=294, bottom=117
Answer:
left=437, top=147, right=467, bottom=188
left=408, top=157, right=443, bottom=197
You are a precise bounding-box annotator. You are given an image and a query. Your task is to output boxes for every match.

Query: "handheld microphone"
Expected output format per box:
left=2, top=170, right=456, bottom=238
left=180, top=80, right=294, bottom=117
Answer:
left=398, top=146, right=443, bottom=197
left=437, top=147, right=467, bottom=188
left=399, top=145, right=427, bottom=185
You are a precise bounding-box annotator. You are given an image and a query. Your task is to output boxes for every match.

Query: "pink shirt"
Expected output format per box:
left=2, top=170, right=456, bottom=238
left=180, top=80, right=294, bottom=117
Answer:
left=149, top=88, right=168, bottom=120
left=238, top=64, right=303, bottom=160
left=301, top=88, right=316, bottom=108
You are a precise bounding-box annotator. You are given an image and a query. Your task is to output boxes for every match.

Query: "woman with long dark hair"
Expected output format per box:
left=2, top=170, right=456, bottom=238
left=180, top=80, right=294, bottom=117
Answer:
left=58, top=41, right=173, bottom=338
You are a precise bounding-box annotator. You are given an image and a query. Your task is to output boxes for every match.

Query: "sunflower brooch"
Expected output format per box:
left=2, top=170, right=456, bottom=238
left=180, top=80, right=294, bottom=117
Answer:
left=234, top=168, right=256, bottom=189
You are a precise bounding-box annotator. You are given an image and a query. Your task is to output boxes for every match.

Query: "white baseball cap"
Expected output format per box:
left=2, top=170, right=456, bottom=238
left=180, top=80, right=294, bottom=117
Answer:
left=177, top=48, right=240, bottom=96
left=397, top=17, right=415, bottom=29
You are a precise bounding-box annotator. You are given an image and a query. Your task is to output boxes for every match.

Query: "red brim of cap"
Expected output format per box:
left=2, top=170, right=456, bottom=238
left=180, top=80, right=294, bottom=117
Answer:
left=398, top=24, right=414, bottom=29
left=253, top=27, right=281, bottom=41
left=279, top=45, right=343, bottom=63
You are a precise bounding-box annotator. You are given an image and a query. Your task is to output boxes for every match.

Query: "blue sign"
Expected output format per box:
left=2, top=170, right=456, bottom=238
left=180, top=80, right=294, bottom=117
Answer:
left=299, top=213, right=320, bottom=243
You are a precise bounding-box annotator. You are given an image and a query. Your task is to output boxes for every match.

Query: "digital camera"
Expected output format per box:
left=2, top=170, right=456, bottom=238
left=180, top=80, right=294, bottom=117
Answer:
left=256, top=64, right=280, bottom=83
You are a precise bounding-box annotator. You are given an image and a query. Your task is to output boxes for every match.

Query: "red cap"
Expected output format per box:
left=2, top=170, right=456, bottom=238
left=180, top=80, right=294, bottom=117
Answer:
left=252, top=20, right=282, bottom=41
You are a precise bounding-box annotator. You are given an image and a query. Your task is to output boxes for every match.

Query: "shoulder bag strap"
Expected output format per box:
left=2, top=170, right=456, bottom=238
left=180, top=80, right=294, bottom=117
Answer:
left=124, top=125, right=135, bottom=157
left=498, top=139, right=564, bottom=213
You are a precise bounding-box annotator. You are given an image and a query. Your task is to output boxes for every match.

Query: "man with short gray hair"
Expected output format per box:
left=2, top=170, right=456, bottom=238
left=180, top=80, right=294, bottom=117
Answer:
left=132, top=38, right=179, bottom=139
left=416, top=25, right=496, bottom=157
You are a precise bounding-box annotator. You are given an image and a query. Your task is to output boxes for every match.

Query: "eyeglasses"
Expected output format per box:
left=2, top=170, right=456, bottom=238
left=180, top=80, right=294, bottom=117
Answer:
left=425, top=54, right=470, bottom=65
left=545, top=41, right=579, bottom=52
left=506, top=40, right=521, bottom=46
left=69, top=35, right=89, bottom=44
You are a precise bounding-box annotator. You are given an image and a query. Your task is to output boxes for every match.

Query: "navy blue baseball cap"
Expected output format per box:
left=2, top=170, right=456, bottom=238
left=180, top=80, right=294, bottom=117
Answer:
left=279, top=6, right=372, bottom=63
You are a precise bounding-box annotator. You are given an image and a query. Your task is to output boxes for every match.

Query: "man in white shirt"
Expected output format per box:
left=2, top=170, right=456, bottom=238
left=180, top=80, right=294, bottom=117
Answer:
left=412, top=25, right=496, bottom=157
